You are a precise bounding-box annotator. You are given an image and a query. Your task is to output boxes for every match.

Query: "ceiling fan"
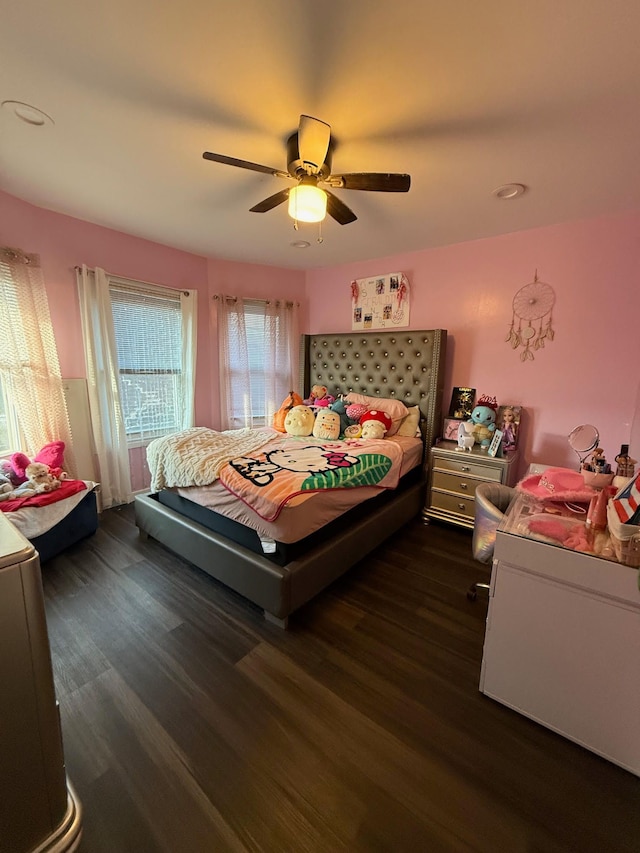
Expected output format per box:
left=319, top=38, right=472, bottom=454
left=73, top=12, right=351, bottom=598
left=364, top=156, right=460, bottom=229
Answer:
left=202, top=115, right=411, bottom=226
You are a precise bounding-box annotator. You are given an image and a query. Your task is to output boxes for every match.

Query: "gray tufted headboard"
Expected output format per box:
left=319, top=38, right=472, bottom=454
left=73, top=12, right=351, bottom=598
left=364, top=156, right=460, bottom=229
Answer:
left=300, top=329, right=447, bottom=451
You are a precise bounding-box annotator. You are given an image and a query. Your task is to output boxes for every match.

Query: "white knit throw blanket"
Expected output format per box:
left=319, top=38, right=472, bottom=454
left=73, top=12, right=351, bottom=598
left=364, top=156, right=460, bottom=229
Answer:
left=146, top=427, right=274, bottom=492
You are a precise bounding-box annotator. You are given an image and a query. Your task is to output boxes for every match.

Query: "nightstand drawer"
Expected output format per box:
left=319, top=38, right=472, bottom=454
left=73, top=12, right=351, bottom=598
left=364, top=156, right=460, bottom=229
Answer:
left=431, top=470, right=485, bottom=497
left=430, top=489, right=476, bottom=520
left=433, top=455, right=503, bottom=481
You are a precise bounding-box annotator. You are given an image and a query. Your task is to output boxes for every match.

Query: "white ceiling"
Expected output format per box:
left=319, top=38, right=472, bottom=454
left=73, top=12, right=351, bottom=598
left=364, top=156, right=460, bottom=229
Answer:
left=2, top=1, right=640, bottom=270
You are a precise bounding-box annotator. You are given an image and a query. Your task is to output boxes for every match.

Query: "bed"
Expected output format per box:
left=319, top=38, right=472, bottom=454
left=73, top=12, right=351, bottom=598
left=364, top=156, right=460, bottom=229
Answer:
left=134, top=329, right=447, bottom=627
left=2, top=481, right=100, bottom=563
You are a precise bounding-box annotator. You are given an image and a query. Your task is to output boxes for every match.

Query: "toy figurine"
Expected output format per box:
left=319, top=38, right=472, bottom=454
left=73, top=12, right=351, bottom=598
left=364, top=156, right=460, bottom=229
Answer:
left=467, top=395, right=498, bottom=448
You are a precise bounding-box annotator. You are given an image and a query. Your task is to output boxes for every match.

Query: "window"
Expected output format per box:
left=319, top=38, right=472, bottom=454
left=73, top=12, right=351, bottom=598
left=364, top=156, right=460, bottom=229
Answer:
left=0, top=251, right=62, bottom=458
left=218, top=296, right=299, bottom=430
left=110, top=282, right=190, bottom=444
left=0, top=377, right=18, bottom=455
left=0, top=260, right=20, bottom=455
left=227, top=301, right=283, bottom=423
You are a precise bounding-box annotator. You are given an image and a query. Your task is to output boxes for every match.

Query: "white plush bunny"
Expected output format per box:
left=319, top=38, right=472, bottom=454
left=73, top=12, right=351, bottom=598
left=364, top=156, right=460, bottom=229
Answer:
left=456, top=421, right=475, bottom=453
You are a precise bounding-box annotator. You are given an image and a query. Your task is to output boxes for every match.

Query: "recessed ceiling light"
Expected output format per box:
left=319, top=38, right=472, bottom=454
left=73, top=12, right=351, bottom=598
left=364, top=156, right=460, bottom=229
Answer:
left=1, top=100, right=54, bottom=126
left=493, top=183, right=526, bottom=199
left=290, top=240, right=310, bottom=249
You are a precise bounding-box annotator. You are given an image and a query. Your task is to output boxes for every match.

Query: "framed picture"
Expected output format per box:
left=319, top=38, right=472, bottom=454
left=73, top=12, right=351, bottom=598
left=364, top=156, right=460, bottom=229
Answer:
left=497, top=405, right=522, bottom=451
left=448, top=386, right=476, bottom=420
left=487, top=429, right=504, bottom=458
left=443, top=417, right=463, bottom=441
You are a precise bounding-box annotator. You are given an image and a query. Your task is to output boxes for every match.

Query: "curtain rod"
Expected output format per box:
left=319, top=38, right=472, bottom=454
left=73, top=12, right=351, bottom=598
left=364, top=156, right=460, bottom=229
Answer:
left=74, top=265, right=190, bottom=297
left=212, top=294, right=300, bottom=307
left=2, top=246, right=40, bottom=266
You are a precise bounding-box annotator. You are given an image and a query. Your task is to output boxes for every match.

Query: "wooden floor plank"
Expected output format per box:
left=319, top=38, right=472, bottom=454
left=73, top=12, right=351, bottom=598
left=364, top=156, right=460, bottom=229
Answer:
left=38, top=505, right=640, bottom=853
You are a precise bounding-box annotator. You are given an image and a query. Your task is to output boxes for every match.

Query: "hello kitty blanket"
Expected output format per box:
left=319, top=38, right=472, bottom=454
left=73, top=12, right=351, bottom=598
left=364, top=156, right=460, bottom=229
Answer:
left=218, top=434, right=403, bottom=521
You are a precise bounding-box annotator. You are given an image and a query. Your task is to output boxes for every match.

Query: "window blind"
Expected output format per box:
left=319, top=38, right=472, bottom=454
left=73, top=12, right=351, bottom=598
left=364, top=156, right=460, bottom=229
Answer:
left=110, top=284, right=184, bottom=440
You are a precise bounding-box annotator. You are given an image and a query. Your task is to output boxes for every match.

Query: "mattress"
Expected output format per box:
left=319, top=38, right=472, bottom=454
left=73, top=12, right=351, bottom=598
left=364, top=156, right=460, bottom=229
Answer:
left=160, top=435, right=424, bottom=565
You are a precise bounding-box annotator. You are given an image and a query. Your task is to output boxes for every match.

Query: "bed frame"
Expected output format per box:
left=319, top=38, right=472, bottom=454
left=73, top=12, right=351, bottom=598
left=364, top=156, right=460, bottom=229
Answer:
left=134, top=329, right=447, bottom=627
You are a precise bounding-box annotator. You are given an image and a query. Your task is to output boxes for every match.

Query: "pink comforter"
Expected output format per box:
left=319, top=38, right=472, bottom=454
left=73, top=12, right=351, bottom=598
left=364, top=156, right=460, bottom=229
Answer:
left=219, top=434, right=403, bottom=521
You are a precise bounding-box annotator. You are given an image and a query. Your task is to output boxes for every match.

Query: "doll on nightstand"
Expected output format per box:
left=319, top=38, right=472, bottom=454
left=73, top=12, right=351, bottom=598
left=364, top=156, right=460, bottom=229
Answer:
left=500, top=406, right=518, bottom=452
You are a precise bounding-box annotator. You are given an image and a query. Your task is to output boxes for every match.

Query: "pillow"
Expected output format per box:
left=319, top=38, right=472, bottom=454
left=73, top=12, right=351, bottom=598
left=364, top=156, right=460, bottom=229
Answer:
left=345, top=393, right=408, bottom=436
left=395, top=406, right=421, bottom=437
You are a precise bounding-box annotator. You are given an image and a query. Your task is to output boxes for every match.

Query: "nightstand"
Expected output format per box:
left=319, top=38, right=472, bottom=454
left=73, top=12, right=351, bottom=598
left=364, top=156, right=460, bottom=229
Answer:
left=423, top=439, right=519, bottom=529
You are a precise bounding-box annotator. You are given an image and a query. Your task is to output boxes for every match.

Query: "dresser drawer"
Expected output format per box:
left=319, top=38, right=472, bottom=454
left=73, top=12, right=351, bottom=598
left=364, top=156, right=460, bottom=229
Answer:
left=431, top=470, right=485, bottom=497
left=432, top=454, right=503, bottom=481
left=430, top=489, right=476, bottom=520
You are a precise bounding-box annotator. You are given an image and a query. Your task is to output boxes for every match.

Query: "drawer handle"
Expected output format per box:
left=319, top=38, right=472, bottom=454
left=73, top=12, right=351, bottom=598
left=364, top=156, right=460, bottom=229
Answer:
left=460, top=482, right=468, bottom=490
left=460, top=465, right=470, bottom=472
left=457, top=502, right=467, bottom=510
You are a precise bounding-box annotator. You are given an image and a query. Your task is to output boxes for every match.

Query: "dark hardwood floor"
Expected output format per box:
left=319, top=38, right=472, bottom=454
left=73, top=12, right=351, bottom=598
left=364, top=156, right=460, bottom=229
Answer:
left=41, top=506, right=639, bottom=852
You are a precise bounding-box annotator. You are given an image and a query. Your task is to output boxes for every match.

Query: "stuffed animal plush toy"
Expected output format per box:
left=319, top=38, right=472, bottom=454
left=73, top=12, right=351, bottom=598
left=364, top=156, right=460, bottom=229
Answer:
left=273, top=391, right=304, bottom=433
left=467, top=395, right=498, bottom=447
left=303, top=385, right=335, bottom=408
left=455, top=421, right=475, bottom=453
left=360, top=410, right=392, bottom=439
left=0, top=459, right=20, bottom=487
left=344, top=423, right=362, bottom=439
left=329, top=398, right=352, bottom=435
left=312, top=409, right=341, bottom=440
left=345, top=403, right=368, bottom=423
left=11, top=440, right=66, bottom=484
left=284, top=405, right=315, bottom=437
left=0, top=474, right=14, bottom=501
left=25, top=462, right=62, bottom=493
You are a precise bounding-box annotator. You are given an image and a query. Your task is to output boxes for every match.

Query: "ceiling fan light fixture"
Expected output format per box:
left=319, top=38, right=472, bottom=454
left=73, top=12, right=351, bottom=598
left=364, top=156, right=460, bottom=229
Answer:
left=288, top=184, right=327, bottom=223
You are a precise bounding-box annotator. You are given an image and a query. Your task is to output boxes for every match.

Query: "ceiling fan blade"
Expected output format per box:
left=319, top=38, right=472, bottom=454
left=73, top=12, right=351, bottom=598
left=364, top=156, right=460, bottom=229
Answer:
left=329, top=173, right=411, bottom=192
left=325, top=190, right=357, bottom=225
left=202, top=151, right=280, bottom=176
left=298, top=115, right=331, bottom=173
left=249, top=188, right=290, bottom=213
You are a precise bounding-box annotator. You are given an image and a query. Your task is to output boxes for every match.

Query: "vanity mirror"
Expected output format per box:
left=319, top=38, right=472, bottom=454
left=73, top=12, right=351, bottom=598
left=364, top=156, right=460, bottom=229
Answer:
left=568, top=424, right=600, bottom=469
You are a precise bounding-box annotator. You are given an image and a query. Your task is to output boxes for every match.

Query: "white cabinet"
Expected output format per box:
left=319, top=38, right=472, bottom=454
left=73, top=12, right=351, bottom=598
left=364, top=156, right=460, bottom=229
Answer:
left=480, top=500, right=640, bottom=776
left=424, top=440, right=519, bottom=529
left=0, top=514, right=82, bottom=851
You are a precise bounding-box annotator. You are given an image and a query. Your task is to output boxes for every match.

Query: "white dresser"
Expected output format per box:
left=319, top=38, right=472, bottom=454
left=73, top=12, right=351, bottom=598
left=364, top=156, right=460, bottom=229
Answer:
left=424, top=439, right=519, bottom=529
left=480, top=493, right=640, bottom=776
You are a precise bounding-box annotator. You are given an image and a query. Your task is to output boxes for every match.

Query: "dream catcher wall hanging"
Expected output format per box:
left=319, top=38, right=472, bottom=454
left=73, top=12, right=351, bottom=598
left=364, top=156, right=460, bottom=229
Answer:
left=506, top=271, right=555, bottom=361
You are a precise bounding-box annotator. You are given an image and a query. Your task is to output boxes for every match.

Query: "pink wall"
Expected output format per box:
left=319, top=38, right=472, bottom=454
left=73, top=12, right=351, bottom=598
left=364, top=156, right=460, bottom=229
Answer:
left=0, top=191, right=304, bottom=488
left=0, top=191, right=212, bottom=427
left=3, top=189, right=639, bottom=480
left=306, top=211, right=640, bottom=475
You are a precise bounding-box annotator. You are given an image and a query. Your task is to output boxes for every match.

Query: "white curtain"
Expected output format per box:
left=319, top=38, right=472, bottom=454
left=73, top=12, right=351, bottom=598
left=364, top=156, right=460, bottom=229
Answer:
left=180, top=289, right=198, bottom=429
left=0, top=246, right=77, bottom=474
left=217, top=296, right=299, bottom=430
left=76, top=265, right=133, bottom=507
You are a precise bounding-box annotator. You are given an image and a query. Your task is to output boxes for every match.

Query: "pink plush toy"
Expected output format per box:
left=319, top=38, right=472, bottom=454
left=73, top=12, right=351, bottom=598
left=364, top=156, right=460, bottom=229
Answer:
left=345, top=403, right=368, bottom=422
left=11, top=441, right=66, bottom=484
left=303, top=384, right=336, bottom=407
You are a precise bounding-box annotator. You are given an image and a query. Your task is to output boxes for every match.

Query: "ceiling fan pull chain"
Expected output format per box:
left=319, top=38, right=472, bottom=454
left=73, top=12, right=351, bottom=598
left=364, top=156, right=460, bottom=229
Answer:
left=317, top=220, right=324, bottom=244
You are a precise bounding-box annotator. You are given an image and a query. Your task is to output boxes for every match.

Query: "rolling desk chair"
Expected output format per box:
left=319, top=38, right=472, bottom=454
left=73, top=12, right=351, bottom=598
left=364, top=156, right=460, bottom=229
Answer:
left=468, top=482, right=516, bottom=600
